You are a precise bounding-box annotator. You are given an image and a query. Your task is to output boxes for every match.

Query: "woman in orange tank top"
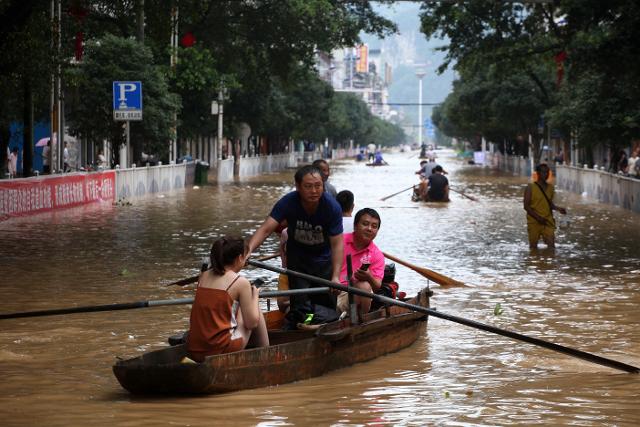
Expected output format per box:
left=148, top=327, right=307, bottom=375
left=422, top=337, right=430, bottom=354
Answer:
left=187, top=236, right=269, bottom=362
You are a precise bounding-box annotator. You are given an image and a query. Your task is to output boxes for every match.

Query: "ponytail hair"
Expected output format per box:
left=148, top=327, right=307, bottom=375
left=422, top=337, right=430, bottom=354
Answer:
left=209, top=236, right=248, bottom=275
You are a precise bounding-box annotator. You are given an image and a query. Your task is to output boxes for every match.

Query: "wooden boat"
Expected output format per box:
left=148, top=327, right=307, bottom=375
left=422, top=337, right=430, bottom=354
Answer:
left=112, top=288, right=431, bottom=395
left=411, top=185, right=450, bottom=203
left=365, top=162, right=388, bottom=167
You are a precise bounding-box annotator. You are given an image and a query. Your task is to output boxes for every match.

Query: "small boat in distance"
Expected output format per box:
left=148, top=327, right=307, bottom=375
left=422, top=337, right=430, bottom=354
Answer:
left=113, top=288, right=431, bottom=395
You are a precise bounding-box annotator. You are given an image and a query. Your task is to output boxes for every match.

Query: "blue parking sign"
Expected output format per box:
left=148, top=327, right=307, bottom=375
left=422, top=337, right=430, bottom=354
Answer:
left=113, top=81, right=143, bottom=121
left=424, top=117, right=435, bottom=137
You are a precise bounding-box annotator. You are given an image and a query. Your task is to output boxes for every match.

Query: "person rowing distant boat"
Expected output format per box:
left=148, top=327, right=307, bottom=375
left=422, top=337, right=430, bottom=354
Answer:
left=413, top=165, right=449, bottom=202
left=366, top=150, right=388, bottom=166
left=415, top=159, right=437, bottom=178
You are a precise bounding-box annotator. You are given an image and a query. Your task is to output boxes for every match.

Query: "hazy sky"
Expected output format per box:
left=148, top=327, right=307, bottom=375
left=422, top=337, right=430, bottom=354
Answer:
left=364, top=2, right=455, bottom=128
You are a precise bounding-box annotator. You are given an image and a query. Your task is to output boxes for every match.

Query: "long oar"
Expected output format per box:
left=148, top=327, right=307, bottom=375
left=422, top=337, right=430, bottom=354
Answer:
left=0, top=288, right=329, bottom=320
left=383, top=252, right=466, bottom=288
left=380, top=185, right=414, bottom=201
left=450, top=187, right=478, bottom=201
left=248, top=260, right=640, bottom=374
left=166, top=252, right=281, bottom=287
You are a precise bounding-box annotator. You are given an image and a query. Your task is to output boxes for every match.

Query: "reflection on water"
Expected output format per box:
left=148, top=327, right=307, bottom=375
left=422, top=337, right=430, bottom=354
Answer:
left=1, top=150, right=639, bottom=426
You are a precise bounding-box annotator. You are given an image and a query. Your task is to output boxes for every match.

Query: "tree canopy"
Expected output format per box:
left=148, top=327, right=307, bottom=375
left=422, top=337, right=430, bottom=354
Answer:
left=421, top=0, right=640, bottom=162
left=0, top=0, right=404, bottom=170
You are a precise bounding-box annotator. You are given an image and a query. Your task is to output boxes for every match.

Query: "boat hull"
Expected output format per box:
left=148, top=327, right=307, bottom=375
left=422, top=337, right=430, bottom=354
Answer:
left=113, top=288, right=431, bottom=394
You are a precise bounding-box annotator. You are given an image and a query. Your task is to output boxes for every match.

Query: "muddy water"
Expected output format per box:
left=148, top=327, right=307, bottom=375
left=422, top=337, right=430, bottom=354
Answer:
left=1, top=150, right=639, bottom=426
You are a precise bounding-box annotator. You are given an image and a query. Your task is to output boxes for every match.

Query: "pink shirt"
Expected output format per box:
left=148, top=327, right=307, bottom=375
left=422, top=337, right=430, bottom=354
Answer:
left=340, top=232, right=385, bottom=284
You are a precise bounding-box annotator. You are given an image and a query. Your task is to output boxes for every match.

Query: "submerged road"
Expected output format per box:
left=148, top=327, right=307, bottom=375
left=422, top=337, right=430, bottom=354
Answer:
left=1, top=149, right=639, bottom=425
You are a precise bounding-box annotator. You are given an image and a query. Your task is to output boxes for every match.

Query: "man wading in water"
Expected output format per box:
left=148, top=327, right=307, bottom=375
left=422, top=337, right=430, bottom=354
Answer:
left=523, top=163, right=567, bottom=250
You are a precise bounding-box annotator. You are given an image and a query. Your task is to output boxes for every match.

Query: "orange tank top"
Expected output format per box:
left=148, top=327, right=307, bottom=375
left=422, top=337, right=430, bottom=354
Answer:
left=187, top=275, right=243, bottom=361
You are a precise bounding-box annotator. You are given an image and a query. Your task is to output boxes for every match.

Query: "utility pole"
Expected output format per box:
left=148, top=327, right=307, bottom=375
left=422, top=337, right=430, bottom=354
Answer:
left=51, top=0, right=62, bottom=173
left=415, top=65, right=426, bottom=148
left=170, top=3, right=178, bottom=162
left=217, top=82, right=224, bottom=160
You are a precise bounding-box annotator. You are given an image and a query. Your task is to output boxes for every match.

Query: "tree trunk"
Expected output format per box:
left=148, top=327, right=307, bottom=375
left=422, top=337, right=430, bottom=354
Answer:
left=22, top=80, right=33, bottom=177
left=0, top=121, right=9, bottom=177
left=136, top=0, right=144, bottom=43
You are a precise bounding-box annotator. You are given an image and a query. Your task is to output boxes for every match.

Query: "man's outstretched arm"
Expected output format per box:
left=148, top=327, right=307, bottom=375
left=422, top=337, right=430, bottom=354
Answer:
left=247, top=217, right=280, bottom=257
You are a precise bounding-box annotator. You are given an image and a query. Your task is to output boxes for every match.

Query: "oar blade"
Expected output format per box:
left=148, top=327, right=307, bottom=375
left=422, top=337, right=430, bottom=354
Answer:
left=380, top=185, right=414, bottom=201
left=166, top=274, right=199, bottom=287
left=165, top=252, right=281, bottom=287
left=450, top=187, right=478, bottom=201
left=382, top=252, right=466, bottom=288
left=414, top=267, right=466, bottom=288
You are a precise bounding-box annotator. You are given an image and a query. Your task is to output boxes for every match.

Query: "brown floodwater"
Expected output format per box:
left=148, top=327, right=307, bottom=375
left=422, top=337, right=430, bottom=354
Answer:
left=1, top=150, right=639, bottom=426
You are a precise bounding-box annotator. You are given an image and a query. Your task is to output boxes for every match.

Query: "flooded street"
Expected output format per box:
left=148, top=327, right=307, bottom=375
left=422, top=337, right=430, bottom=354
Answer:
left=1, top=150, right=639, bottom=426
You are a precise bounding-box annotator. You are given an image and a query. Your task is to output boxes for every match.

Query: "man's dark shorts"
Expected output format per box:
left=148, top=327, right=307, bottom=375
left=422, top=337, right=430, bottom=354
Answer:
left=286, top=250, right=337, bottom=312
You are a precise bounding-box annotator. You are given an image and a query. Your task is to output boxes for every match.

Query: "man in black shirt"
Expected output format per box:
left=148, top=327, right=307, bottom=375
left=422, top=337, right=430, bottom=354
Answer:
left=427, top=165, right=450, bottom=202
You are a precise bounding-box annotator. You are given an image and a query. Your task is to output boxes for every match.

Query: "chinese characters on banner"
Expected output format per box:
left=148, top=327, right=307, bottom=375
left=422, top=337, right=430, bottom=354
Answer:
left=0, top=171, right=115, bottom=219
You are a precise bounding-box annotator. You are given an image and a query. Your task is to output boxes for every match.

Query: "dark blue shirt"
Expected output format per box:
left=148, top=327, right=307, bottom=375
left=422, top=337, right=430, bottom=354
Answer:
left=270, top=192, right=343, bottom=262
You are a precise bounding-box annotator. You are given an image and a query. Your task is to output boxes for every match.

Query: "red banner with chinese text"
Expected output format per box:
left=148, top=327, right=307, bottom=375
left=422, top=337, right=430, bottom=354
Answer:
left=0, top=171, right=115, bottom=220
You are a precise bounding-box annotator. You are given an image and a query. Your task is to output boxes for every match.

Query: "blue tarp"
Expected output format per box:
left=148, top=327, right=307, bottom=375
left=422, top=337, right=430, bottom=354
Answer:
left=8, top=122, right=51, bottom=174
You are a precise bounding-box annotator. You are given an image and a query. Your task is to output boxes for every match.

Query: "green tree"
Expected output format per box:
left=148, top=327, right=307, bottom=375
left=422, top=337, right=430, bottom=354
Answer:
left=2, top=0, right=400, bottom=168
left=0, top=0, right=56, bottom=176
left=546, top=1, right=640, bottom=163
left=172, top=45, right=227, bottom=140
left=420, top=0, right=640, bottom=163
left=66, top=35, right=179, bottom=164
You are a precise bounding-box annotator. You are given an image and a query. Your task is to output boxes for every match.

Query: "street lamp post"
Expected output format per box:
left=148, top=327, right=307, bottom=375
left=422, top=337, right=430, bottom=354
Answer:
left=415, top=66, right=426, bottom=148
left=217, top=82, right=224, bottom=160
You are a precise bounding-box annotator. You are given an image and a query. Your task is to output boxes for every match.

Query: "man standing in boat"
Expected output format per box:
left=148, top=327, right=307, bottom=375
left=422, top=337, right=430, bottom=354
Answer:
left=312, top=159, right=337, bottom=197
left=523, top=163, right=567, bottom=250
left=248, top=165, right=344, bottom=325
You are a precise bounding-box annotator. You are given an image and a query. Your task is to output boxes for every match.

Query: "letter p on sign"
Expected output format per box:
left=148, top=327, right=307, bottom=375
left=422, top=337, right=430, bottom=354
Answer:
left=118, top=83, right=137, bottom=104
left=113, top=81, right=142, bottom=110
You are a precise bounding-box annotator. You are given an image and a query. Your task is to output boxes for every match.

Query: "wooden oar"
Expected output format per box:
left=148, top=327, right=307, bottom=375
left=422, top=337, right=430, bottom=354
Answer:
left=380, top=185, right=414, bottom=201
left=0, top=288, right=329, bottom=320
left=165, top=252, right=281, bottom=287
left=382, top=252, right=466, bottom=288
left=450, top=187, right=478, bottom=201
left=248, top=260, right=640, bottom=374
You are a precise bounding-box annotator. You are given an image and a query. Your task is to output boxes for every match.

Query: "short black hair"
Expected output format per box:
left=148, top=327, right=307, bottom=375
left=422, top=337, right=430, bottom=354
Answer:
left=336, top=190, right=354, bottom=213
left=294, top=165, right=322, bottom=184
left=312, top=159, right=328, bottom=168
left=354, top=208, right=381, bottom=229
left=535, top=163, right=549, bottom=173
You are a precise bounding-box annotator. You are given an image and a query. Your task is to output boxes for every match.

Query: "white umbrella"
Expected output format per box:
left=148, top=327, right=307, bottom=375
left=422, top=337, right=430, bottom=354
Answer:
left=36, top=137, right=50, bottom=147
